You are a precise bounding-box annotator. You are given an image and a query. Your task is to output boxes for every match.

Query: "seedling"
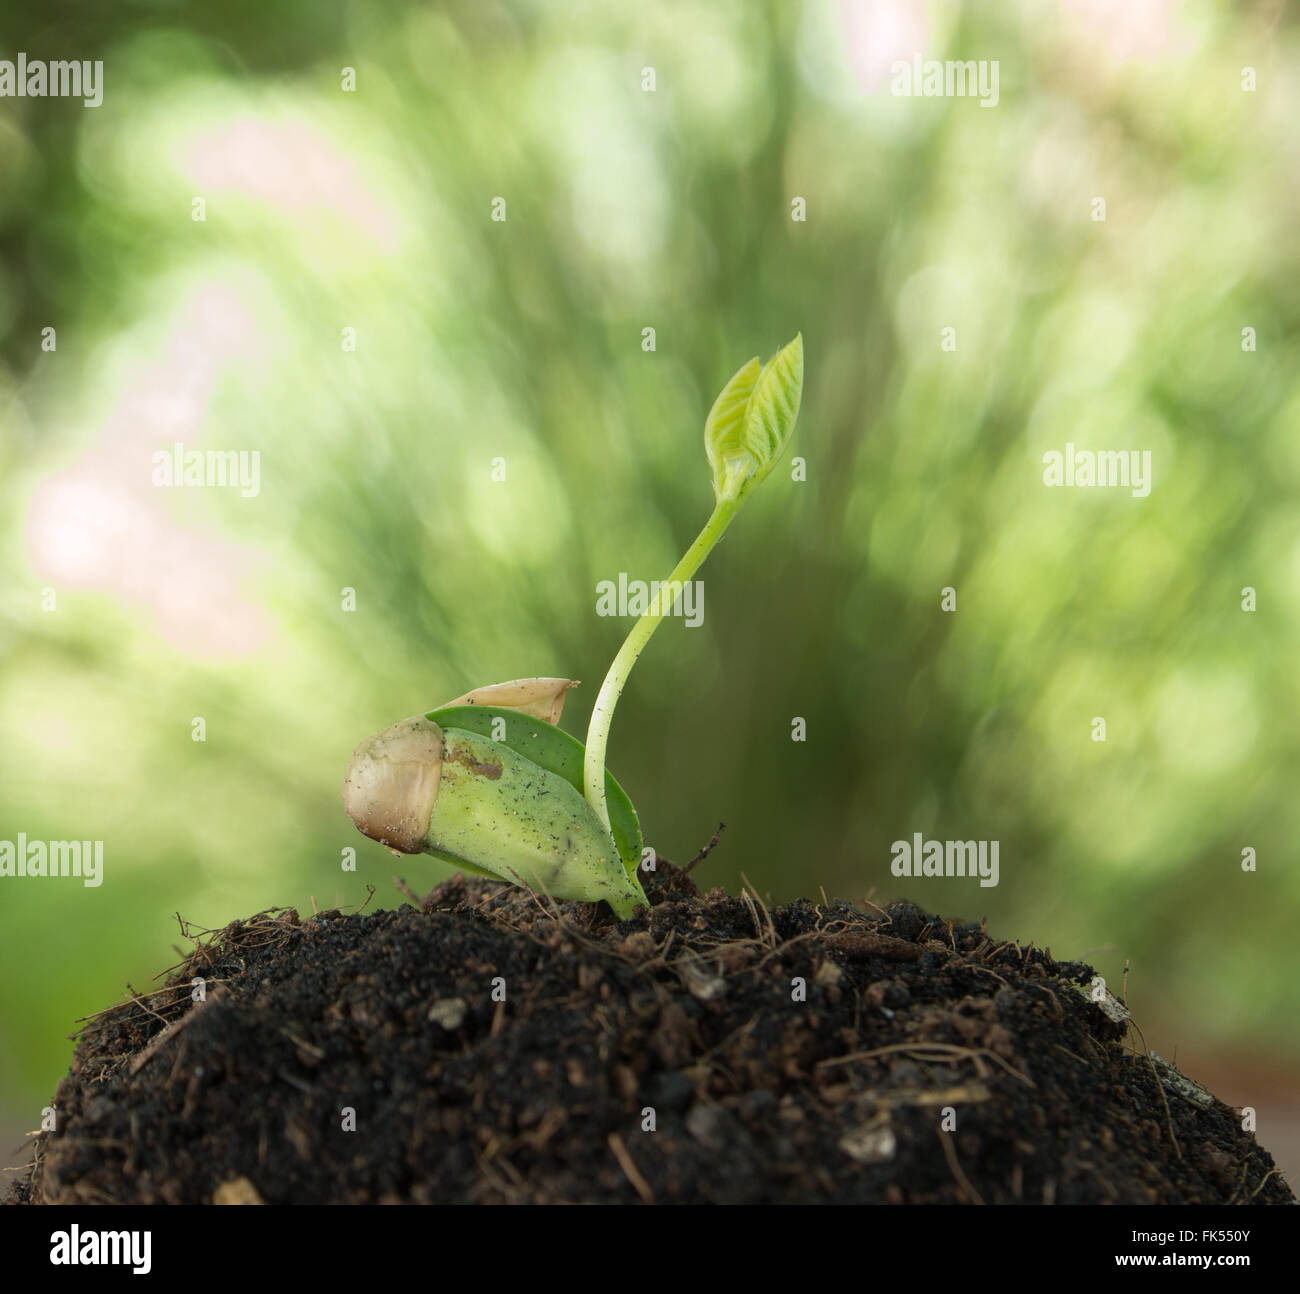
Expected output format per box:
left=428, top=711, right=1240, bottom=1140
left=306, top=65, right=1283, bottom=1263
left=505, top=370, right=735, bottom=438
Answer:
left=343, top=335, right=804, bottom=918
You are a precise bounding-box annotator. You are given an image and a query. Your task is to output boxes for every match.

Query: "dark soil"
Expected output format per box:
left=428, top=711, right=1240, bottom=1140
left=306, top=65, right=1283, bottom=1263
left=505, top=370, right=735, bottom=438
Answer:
left=6, top=866, right=1294, bottom=1205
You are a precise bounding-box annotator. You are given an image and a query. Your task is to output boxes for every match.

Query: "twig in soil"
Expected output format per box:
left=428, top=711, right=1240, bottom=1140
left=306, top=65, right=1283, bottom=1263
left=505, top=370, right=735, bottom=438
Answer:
left=282, top=1030, right=325, bottom=1061
left=753, top=929, right=821, bottom=971
left=1052, top=1042, right=1088, bottom=1067
left=608, top=1132, right=655, bottom=1204
left=1127, top=1017, right=1183, bottom=1159
left=123, top=986, right=173, bottom=1027
left=632, top=929, right=679, bottom=974
left=1026, top=981, right=1064, bottom=1019
left=468, top=883, right=512, bottom=917
left=492, top=896, right=648, bottom=968
left=350, top=884, right=377, bottom=914
left=1245, top=1168, right=1284, bottom=1202
left=173, top=912, right=220, bottom=942
left=739, top=874, right=777, bottom=947
left=73, top=981, right=190, bottom=1026
left=151, top=908, right=298, bottom=984
left=418, top=873, right=468, bottom=909
left=956, top=963, right=1013, bottom=992
left=936, top=1127, right=985, bottom=1205
left=693, top=1014, right=759, bottom=1074
left=819, top=1042, right=1035, bottom=1088
left=683, top=822, right=726, bottom=873
left=474, top=1142, right=529, bottom=1204
left=1224, top=1163, right=1251, bottom=1205
left=859, top=889, right=891, bottom=921
left=128, top=988, right=227, bottom=1075
left=521, top=882, right=564, bottom=925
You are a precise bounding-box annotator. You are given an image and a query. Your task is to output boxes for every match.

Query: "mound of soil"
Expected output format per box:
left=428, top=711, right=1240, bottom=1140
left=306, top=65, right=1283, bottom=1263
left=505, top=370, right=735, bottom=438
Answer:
left=7, top=868, right=1293, bottom=1205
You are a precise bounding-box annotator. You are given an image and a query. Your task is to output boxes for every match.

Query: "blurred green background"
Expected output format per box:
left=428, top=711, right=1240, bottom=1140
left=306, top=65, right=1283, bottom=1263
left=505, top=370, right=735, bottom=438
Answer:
left=2, top=0, right=1298, bottom=1181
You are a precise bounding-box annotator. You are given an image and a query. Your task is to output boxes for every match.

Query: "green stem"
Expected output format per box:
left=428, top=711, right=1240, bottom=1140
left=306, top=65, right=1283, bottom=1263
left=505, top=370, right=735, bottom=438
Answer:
left=584, top=496, right=741, bottom=829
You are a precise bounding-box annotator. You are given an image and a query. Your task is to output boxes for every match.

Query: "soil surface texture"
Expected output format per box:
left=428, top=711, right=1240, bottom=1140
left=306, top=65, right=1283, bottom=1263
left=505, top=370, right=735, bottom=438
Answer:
left=7, top=867, right=1293, bottom=1205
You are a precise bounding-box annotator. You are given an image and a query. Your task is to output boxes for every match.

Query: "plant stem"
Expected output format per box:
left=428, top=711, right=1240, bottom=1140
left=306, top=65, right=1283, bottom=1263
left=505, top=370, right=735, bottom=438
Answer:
left=584, top=496, right=741, bottom=829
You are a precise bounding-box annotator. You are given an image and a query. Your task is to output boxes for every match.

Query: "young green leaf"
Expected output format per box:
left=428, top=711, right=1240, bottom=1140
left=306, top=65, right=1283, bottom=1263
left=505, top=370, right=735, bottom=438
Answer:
left=704, top=333, right=803, bottom=504
left=584, top=334, right=805, bottom=829
left=703, top=356, right=761, bottom=503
